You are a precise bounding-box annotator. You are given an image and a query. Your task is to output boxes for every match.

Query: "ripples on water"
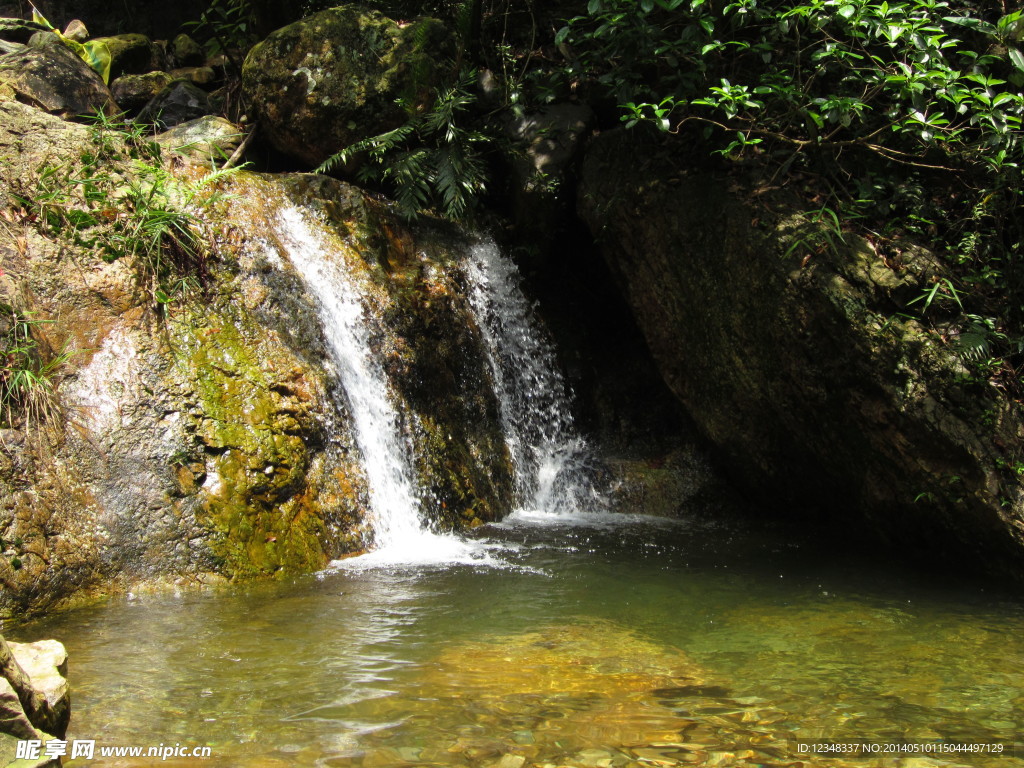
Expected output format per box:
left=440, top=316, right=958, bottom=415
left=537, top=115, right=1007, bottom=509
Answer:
left=13, top=512, right=1024, bottom=768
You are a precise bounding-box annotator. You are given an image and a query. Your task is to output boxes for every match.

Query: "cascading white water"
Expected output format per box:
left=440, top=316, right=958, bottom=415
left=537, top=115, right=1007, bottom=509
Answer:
left=274, top=206, right=424, bottom=550
left=274, top=206, right=501, bottom=566
left=270, top=206, right=596, bottom=561
left=464, top=239, right=598, bottom=515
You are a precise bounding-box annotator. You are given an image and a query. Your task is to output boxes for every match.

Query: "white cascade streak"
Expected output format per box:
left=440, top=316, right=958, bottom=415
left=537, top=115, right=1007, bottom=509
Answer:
left=274, top=206, right=497, bottom=567
left=464, top=239, right=598, bottom=516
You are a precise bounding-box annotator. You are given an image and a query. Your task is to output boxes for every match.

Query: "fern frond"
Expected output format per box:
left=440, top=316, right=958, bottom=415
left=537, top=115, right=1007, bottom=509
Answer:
left=390, top=149, right=432, bottom=218
left=315, top=121, right=418, bottom=175
left=424, top=75, right=477, bottom=138
left=434, top=148, right=465, bottom=219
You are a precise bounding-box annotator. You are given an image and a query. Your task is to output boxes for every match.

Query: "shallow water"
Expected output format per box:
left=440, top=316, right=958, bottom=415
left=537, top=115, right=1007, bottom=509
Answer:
left=13, top=512, right=1024, bottom=767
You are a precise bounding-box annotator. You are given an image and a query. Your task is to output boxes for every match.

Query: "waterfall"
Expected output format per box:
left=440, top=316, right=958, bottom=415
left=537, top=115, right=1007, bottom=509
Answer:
left=274, top=206, right=424, bottom=550
left=273, top=206, right=499, bottom=566
left=271, top=203, right=596, bottom=563
left=464, top=239, right=598, bottom=515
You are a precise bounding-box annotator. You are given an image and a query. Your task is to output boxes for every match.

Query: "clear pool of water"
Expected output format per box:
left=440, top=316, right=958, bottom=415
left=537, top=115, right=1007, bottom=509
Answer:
left=12, top=511, right=1024, bottom=767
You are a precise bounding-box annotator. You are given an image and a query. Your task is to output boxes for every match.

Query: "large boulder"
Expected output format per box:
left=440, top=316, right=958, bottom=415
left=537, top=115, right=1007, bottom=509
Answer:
left=242, top=5, right=454, bottom=167
left=0, top=34, right=116, bottom=118
left=579, top=130, right=1024, bottom=579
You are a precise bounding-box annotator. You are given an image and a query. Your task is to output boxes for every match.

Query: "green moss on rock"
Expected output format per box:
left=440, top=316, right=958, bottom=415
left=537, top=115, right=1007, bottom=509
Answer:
left=241, top=5, right=454, bottom=166
left=171, top=301, right=338, bottom=577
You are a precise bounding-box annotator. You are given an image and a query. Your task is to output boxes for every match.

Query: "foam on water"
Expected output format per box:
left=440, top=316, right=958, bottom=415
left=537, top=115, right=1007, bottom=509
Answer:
left=328, top=531, right=511, bottom=571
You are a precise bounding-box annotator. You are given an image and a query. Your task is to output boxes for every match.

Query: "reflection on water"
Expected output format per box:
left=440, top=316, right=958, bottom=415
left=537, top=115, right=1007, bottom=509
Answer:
left=12, top=513, right=1024, bottom=767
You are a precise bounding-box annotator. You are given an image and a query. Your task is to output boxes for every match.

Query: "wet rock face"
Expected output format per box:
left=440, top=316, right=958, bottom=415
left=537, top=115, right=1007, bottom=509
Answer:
left=0, top=99, right=514, bottom=617
left=270, top=175, right=515, bottom=530
left=241, top=4, right=454, bottom=167
left=579, top=130, right=1024, bottom=578
left=0, top=101, right=364, bottom=614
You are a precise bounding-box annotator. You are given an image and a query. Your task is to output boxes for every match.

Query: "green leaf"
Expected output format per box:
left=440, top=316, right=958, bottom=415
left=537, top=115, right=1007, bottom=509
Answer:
left=30, top=3, right=54, bottom=29
left=838, top=4, right=856, bottom=19
left=1009, top=47, right=1024, bottom=72
left=70, top=38, right=112, bottom=84
left=942, top=16, right=995, bottom=34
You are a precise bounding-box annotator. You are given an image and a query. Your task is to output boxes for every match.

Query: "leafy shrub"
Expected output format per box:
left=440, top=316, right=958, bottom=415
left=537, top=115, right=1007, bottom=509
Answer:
left=559, top=0, right=1024, bottom=387
left=561, top=0, right=1023, bottom=170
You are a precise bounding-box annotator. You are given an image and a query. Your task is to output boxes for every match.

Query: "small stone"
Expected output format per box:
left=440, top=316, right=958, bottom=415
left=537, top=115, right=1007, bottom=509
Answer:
left=91, top=33, right=154, bottom=79
left=575, top=749, right=614, bottom=768
left=110, top=71, right=174, bottom=112
left=171, top=33, right=204, bottom=67
left=154, top=114, right=243, bottom=160
left=496, top=755, right=526, bottom=768
left=0, top=18, right=46, bottom=44
left=62, top=19, right=89, bottom=42
left=169, top=66, right=217, bottom=87
left=138, top=81, right=213, bottom=128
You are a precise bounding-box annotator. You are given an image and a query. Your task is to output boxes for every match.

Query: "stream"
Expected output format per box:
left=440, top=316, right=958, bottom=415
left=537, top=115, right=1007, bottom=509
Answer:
left=11, top=509, right=1024, bottom=767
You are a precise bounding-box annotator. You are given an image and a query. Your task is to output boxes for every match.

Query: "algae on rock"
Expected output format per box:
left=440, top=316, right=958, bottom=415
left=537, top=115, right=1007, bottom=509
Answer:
left=0, top=96, right=517, bottom=616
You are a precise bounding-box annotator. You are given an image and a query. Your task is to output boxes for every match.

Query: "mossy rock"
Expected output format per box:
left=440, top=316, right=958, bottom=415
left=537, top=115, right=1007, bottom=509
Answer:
left=91, top=33, right=154, bottom=79
left=0, top=18, right=46, bottom=44
left=0, top=36, right=116, bottom=118
left=110, top=70, right=174, bottom=111
left=137, top=80, right=213, bottom=128
left=241, top=4, right=454, bottom=167
left=170, top=32, right=204, bottom=68
left=579, top=129, right=1024, bottom=580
